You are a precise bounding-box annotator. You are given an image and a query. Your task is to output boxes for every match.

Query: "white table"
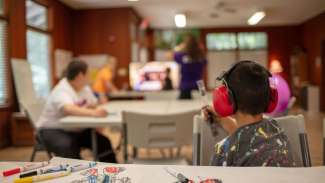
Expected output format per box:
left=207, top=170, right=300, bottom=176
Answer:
left=1, top=157, right=325, bottom=183
left=59, top=100, right=204, bottom=161
left=60, top=100, right=204, bottom=127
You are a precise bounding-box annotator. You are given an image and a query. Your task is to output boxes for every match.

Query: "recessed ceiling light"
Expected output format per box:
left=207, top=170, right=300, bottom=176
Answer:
left=174, top=14, right=186, bottom=28
left=128, top=0, right=139, bottom=2
left=248, top=11, right=265, bottom=25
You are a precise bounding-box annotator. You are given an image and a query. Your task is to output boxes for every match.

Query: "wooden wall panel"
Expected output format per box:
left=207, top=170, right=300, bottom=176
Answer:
left=0, top=0, right=26, bottom=148
left=302, top=12, right=325, bottom=111
left=50, top=1, right=73, bottom=51
left=49, top=0, right=73, bottom=83
left=72, top=8, right=134, bottom=88
left=0, top=110, right=11, bottom=147
left=302, top=12, right=325, bottom=85
left=146, top=28, right=155, bottom=61
left=9, top=0, right=26, bottom=59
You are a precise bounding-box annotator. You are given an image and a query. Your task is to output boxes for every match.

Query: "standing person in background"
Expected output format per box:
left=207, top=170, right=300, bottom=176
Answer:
left=174, top=34, right=207, bottom=99
left=92, top=57, right=119, bottom=103
left=162, top=67, right=173, bottom=90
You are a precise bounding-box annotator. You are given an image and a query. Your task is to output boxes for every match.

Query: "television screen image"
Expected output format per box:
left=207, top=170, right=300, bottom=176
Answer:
left=129, top=61, right=180, bottom=91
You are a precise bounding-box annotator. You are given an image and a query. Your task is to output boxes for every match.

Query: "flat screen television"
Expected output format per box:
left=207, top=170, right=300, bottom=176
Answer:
left=129, top=61, right=179, bottom=91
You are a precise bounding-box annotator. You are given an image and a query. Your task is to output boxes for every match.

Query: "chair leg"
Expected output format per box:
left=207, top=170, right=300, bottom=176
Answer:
left=160, top=149, right=167, bottom=158
left=300, top=134, right=312, bottom=167
left=47, top=151, right=52, bottom=160
left=176, top=147, right=181, bottom=157
left=132, top=147, right=138, bottom=158
left=30, top=146, right=37, bottom=162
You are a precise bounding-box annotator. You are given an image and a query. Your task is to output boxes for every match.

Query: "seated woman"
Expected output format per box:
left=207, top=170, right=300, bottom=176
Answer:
left=202, top=61, right=295, bottom=167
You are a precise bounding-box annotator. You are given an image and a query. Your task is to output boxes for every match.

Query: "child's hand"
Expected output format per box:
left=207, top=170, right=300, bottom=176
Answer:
left=201, top=105, right=218, bottom=123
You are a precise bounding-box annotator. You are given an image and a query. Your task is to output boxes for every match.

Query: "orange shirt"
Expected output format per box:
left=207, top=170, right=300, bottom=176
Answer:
left=92, top=67, right=113, bottom=94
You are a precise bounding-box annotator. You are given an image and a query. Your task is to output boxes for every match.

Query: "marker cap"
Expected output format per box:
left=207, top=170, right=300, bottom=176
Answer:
left=3, top=168, right=21, bottom=176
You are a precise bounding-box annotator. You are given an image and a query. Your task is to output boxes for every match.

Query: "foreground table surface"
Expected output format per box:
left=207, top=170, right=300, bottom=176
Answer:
left=1, top=157, right=325, bottom=183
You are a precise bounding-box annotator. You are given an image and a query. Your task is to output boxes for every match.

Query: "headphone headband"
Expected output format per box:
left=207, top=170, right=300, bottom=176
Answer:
left=216, top=61, right=272, bottom=82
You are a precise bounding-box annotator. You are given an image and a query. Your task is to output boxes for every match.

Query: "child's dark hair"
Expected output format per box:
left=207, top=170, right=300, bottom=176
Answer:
left=225, top=61, right=271, bottom=115
left=66, top=60, right=88, bottom=81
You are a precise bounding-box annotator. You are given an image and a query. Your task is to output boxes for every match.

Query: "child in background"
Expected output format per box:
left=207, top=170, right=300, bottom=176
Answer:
left=163, top=67, right=173, bottom=90
left=92, top=57, right=118, bottom=103
left=202, top=60, right=295, bottom=167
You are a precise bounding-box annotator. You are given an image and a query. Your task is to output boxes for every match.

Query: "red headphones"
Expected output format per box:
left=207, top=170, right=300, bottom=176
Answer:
left=212, top=61, right=278, bottom=117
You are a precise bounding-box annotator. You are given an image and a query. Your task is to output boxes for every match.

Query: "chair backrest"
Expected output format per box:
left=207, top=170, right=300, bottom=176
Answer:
left=123, top=110, right=199, bottom=149
left=22, top=101, right=45, bottom=129
left=271, top=115, right=311, bottom=167
left=11, top=59, right=38, bottom=111
left=193, top=114, right=311, bottom=167
left=192, top=115, right=228, bottom=166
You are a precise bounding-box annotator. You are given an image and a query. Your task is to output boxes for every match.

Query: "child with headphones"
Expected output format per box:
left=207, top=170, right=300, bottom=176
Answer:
left=202, top=60, right=295, bottom=167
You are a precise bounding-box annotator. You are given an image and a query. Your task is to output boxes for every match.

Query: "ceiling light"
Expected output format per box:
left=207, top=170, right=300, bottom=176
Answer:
left=128, top=0, right=138, bottom=2
left=247, top=11, right=265, bottom=25
left=174, top=14, right=186, bottom=28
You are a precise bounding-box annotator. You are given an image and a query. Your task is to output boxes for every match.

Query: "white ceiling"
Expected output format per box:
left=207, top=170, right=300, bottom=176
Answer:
left=60, top=0, right=325, bottom=28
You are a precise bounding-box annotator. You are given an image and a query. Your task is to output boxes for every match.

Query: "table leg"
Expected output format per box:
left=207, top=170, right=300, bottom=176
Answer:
left=91, top=129, right=98, bottom=161
left=123, top=123, right=128, bottom=163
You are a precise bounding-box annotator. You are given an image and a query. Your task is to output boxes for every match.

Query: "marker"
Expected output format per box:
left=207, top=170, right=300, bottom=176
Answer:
left=19, top=164, right=69, bottom=178
left=103, top=175, right=110, bottom=183
left=108, top=112, right=118, bottom=116
left=3, top=161, right=49, bottom=177
left=14, top=169, right=70, bottom=183
left=70, top=162, right=97, bottom=172
left=164, top=167, right=189, bottom=183
left=197, top=80, right=213, bottom=123
left=196, top=80, right=209, bottom=107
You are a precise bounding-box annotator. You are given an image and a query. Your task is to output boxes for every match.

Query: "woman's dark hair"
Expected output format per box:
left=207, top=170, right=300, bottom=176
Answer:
left=184, top=34, right=205, bottom=62
left=66, top=60, right=88, bottom=81
left=226, top=61, right=271, bottom=115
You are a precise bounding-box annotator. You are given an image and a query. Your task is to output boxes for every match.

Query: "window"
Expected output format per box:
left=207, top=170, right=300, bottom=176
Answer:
left=26, top=0, right=51, bottom=98
left=154, top=29, right=200, bottom=50
left=206, top=32, right=267, bottom=51
left=206, top=33, right=237, bottom=51
left=206, top=32, right=268, bottom=89
left=26, top=0, right=48, bottom=30
left=238, top=32, right=267, bottom=50
left=0, top=0, right=8, bottom=106
left=0, top=20, right=8, bottom=105
left=27, top=30, right=51, bottom=98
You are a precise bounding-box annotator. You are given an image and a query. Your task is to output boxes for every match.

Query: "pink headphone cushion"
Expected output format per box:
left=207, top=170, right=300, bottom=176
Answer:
left=213, top=85, right=235, bottom=117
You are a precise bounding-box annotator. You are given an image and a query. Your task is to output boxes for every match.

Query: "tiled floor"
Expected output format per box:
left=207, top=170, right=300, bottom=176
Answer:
left=0, top=108, right=323, bottom=166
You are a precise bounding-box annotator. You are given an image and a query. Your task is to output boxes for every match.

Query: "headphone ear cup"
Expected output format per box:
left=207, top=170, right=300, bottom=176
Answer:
left=266, top=87, right=278, bottom=113
left=213, top=85, right=235, bottom=117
